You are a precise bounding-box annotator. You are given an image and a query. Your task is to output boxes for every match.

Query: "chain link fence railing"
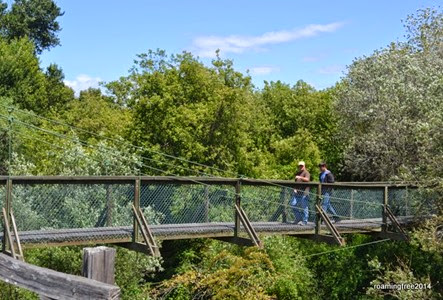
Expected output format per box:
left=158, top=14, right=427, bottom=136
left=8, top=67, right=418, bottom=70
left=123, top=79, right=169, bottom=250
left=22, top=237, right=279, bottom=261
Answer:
left=140, top=183, right=235, bottom=225
left=388, top=187, right=438, bottom=217
left=0, top=178, right=419, bottom=247
left=10, top=183, right=134, bottom=243
left=329, top=186, right=384, bottom=221
left=241, top=184, right=387, bottom=224
left=241, top=184, right=318, bottom=223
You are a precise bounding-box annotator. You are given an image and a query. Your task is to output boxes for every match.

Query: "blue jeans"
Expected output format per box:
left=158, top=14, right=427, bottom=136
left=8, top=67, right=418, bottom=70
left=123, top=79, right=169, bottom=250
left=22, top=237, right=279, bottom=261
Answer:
left=291, top=192, right=309, bottom=223
left=321, top=192, right=338, bottom=216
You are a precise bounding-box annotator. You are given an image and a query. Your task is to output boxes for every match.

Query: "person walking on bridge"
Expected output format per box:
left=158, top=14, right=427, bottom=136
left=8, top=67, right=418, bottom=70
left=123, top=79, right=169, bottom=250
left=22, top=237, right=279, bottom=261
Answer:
left=318, top=162, right=340, bottom=223
left=290, top=161, right=310, bottom=225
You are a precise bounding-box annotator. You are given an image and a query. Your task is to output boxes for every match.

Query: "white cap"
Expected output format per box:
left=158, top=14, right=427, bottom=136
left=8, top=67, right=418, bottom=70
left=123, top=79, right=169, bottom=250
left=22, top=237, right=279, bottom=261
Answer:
left=298, top=161, right=305, bottom=166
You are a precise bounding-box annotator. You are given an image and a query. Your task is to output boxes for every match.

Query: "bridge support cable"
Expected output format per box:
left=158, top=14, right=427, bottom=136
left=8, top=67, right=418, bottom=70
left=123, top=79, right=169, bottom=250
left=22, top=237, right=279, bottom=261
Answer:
left=2, top=208, right=24, bottom=261
left=131, top=205, right=160, bottom=257
left=315, top=204, right=345, bottom=246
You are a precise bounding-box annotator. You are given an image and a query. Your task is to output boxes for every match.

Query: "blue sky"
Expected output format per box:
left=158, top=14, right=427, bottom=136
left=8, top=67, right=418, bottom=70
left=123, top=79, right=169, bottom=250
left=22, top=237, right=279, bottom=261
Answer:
left=39, top=0, right=440, bottom=94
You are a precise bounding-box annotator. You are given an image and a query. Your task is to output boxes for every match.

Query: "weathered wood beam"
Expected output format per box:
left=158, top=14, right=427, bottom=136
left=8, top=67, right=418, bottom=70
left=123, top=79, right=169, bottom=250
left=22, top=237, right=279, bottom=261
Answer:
left=0, top=253, right=120, bottom=300
left=82, top=247, right=116, bottom=285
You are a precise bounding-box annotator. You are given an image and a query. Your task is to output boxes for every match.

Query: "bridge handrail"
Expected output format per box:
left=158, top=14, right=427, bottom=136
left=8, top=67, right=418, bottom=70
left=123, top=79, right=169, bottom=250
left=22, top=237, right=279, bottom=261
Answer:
left=0, top=175, right=415, bottom=188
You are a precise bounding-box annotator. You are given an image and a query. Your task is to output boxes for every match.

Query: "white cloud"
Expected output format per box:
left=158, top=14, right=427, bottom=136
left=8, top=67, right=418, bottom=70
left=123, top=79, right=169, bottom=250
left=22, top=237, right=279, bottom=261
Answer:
left=64, top=74, right=102, bottom=96
left=193, top=22, right=344, bottom=58
left=249, top=66, right=279, bottom=75
left=318, top=64, right=345, bottom=75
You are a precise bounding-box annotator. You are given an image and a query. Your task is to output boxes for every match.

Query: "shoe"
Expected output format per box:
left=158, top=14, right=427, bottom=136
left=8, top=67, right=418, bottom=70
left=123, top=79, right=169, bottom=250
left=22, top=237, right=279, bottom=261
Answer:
left=297, top=221, right=306, bottom=226
left=333, top=217, right=341, bottom=223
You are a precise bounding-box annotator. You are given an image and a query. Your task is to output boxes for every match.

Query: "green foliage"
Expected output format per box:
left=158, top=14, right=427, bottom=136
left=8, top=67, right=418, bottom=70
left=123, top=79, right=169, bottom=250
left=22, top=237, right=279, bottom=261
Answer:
left=259, top=80, right=341, bottom=177
left=367, top=258, right=436, bottom=299
left=56, top=88, right=130, bottom=142
left=335, top=8, right=443, bottom=182
left=115, top=247, right=163, bottom=300
left=270, top=129, right=321, bottom=179
left=411, top=215, right=443, bottom=253
left=150, top=238, right=317, bottom=300
left=44, top=64, right=75, bottom=109
left=0, top=3, right=442, bottom=300
left=0, top=0, right=63, bottom=53
left=0, top=39, right=73, bottom=114
left=0, top=38, right=46, bottom=112
left=107, top=50, right=256, bottom=177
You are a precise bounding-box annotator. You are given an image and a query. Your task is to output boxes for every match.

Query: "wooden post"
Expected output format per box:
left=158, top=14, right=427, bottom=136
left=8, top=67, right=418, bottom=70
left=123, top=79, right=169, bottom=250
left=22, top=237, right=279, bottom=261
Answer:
left=234, top=180, right=241, bottom=237
left=382, top=186, right=388, bottom=232
left=82, top=246, right=116, bottom=285
left=2, top=179, right=12, bottom=253
left=315, top=184, right=322, bottom=236
left=133, top=179, right=141, bottom=243
left=204, top=186, right=209, bottom=223
left=106, top=184, right=113, bottom=227
left=0, top=253, right=120, bottom=300
left=350, top=189, right=354, bottom=219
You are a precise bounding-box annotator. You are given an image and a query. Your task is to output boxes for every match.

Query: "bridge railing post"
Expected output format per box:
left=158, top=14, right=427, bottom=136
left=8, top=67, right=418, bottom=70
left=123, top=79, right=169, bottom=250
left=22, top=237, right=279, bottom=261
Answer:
left=106, top=184, right=113, bottom=227
left=315, top=183, right=322, bottom=236
left=382, top=186, right=388, bottom=232
left=2, top=179, right=12, bottom=253
left=234, top=179, right=241, bottom=237
left=133, top=178, right=141, bottom=243
left=204, top=186, right=209, bottom=223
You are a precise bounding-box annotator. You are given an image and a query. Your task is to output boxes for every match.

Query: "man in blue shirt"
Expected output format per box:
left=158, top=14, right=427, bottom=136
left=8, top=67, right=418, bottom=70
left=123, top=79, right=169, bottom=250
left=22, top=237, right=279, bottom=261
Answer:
left=318, top=162, right=340, bottom=223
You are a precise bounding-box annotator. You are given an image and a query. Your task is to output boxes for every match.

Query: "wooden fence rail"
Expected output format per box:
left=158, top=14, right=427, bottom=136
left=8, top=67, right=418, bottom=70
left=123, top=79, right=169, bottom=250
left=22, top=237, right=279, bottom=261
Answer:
left=0, top=253, right=120, bottom=300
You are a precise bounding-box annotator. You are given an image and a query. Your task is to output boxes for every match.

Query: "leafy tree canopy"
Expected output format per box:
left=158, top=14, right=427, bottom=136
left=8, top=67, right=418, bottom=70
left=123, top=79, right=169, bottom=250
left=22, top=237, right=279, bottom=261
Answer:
left=0, top=0, right=63, bottom=53
left=335, top=8, right=443, bottom=182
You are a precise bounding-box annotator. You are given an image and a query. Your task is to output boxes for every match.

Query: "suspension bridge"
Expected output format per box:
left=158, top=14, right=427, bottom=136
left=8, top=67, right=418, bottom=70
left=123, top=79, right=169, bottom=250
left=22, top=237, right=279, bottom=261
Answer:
left=1, top=175, right=422, bottom=258
left=0, top=105, right=432, bottom=299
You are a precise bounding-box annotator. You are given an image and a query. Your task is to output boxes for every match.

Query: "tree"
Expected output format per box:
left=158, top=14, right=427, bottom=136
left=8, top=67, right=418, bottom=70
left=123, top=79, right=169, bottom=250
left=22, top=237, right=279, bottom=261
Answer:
left=151, top=237, right=318, bottom=299
left=0, top=37, right=73, bottom=114
left=56, top=88, right=130, bottom=142
left=0, top=0, right=63, bottom=53
left=107, top=50, right=257, bottom=176
left=259, top=80, right=341, bottom=178
left=0, top=37, right=47, bottom=112
left=44, top=64, right=75, bottom=110
left=335, top=8, right=443, bottom=182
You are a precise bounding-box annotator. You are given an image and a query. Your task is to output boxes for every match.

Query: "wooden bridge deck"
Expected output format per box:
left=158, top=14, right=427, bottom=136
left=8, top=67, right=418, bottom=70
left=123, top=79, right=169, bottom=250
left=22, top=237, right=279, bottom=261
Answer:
left=0, top=216, right=415, bottom=248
